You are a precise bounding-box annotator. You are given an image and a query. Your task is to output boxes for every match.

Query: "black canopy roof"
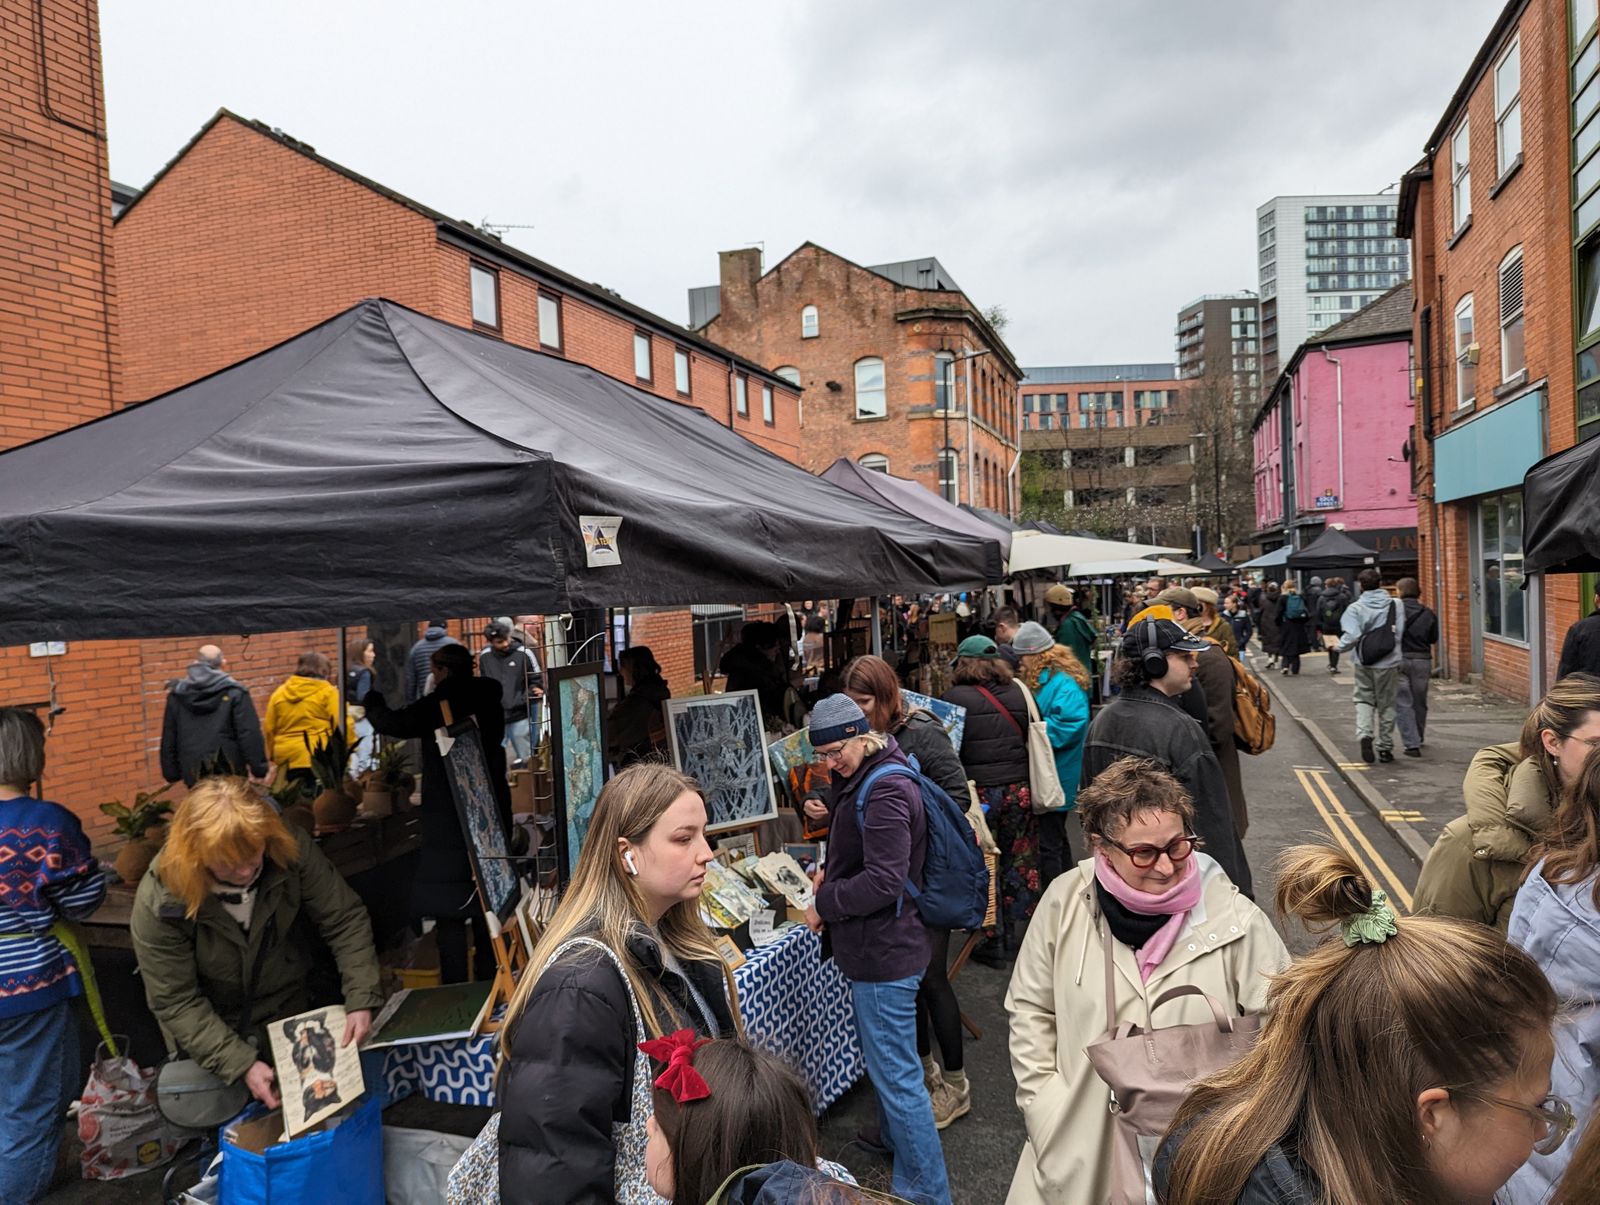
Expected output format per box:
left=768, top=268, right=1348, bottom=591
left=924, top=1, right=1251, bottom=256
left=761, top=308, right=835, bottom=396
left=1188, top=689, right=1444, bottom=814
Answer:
left=1286, top=527, right=1380, bottom=571
left=1193, top=552, right=1234, bottom=574
left=1524, top=437, right=1600, bottom=575
left=820, top=458, right=1010, bottom=559
left=0, top=299, right=1000, bottom=644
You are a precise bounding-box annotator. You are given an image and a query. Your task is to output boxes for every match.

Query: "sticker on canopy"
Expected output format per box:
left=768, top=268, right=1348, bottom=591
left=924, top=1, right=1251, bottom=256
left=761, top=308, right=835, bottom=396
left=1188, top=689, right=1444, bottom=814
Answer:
left=580, top=515, right=623, bottom=567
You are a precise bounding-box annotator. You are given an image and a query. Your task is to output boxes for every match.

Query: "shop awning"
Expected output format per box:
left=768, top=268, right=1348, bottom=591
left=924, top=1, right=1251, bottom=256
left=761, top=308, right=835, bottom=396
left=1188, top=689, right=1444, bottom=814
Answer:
left=1286, top=528, right=1379, bottom=571
left=819, top=458, right=1010, bottom=559
left=1524, top=437, right=1600, bottom=575
left=1238, top=546, right=1290, bottom=570
left=0, top=299, right=1002, bottom=643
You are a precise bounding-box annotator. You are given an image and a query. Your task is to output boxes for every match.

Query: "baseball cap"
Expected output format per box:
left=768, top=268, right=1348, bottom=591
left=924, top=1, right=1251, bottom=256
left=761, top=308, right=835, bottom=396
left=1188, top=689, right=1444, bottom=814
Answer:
left=954, top=635, right=1000, bottom=660
left=1154, top=586, right=1201, bottom=615
left=1122, top=605, right=1209, bottom=655
left=484, top=621, right=511, bottom=640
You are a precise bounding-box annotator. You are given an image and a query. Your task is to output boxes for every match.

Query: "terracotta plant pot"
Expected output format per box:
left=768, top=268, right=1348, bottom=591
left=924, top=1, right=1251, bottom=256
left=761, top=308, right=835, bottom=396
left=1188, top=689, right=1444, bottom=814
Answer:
left=360, top=786, right=393, bottom=819
left=313, top=787, right=357, bottom=830
left=113, top=832, right=163, bottom=884
left=281, top=800, right=317, bottom=835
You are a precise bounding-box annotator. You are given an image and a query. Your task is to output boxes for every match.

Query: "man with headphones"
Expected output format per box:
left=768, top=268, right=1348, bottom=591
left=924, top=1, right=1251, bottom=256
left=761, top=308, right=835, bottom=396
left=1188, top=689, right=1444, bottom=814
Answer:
left=1078, top=605, right=1253, bottom=896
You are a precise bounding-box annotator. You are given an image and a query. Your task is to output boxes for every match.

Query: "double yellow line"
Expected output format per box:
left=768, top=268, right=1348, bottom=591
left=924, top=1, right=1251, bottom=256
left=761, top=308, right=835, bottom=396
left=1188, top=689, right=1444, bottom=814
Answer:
left=1292, top=766, right=1414, bottom=912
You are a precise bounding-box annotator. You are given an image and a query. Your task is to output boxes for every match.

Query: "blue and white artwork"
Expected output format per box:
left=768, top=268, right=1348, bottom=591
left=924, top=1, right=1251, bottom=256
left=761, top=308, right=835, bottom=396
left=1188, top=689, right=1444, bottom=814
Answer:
left=667, top=690, right=779, bottom=834
left=901, top=690, right=966, bottom=753
left=550, top=663, right=607, bottom=883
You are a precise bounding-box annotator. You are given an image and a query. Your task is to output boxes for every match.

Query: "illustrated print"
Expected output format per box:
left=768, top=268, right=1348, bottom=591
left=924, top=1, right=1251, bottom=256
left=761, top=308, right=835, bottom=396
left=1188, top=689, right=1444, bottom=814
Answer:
left=667, top=691, right=778, bottom=833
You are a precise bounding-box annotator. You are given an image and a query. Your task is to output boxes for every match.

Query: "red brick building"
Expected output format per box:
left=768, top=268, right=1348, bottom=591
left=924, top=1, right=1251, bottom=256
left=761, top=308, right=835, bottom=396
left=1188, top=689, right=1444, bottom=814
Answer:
left=695, top=245, right=1022, bottom=514
left=1397, top=0, right=1579, bottom=701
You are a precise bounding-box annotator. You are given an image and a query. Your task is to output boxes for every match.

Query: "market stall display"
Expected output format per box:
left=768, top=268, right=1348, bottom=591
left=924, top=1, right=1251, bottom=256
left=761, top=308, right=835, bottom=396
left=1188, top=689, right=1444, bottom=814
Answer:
left=665, top=690, right=780, bottom=833
left=547, top=662, right=606, bottom=882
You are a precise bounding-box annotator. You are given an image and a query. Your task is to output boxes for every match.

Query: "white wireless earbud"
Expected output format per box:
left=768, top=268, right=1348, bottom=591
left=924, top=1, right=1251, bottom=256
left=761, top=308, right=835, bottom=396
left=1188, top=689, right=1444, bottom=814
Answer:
left=622, top=850, right=639, bottom=876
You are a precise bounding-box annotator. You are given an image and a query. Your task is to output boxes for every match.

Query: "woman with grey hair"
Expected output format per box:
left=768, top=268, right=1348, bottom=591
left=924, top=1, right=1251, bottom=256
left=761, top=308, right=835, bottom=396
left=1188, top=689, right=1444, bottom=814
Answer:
left=0, top=707, right=107, bottom=1201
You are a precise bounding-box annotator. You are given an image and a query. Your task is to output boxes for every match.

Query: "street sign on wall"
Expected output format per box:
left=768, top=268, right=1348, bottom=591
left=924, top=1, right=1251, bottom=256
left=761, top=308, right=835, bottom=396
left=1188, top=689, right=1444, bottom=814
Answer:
left=1314, top=494, right=1340, bottom=509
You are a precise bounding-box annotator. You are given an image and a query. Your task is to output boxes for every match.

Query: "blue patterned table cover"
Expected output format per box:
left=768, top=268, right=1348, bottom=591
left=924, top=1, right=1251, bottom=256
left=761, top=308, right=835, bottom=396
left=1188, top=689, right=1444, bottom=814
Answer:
left=381, top=923, right=863, bottom=1112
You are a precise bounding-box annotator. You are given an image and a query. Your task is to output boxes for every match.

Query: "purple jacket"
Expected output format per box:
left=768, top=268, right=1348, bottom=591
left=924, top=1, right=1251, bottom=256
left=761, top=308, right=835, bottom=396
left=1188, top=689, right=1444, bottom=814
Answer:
left=815, top=738, right=930, bottom=982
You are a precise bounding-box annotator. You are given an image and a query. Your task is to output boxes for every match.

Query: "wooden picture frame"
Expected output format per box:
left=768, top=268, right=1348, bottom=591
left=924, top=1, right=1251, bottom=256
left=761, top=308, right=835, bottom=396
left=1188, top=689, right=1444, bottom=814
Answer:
left=715, top=829, right=761, bottom=861
left=665, top=690, right=779, bottom=835
left=549, top=662, right=608, bottom=883
left=714, top=934, right=746, bottom=971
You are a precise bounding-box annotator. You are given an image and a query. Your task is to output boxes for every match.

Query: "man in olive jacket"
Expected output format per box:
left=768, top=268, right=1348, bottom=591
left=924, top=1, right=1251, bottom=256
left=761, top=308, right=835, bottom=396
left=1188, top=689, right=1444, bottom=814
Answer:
left=129, top=825, right=383, bottom=1099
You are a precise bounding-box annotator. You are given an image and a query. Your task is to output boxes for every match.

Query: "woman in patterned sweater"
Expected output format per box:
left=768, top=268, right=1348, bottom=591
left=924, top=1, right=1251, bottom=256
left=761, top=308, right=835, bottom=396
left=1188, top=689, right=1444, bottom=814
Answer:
left=0, top=707, right=107, bottom=1202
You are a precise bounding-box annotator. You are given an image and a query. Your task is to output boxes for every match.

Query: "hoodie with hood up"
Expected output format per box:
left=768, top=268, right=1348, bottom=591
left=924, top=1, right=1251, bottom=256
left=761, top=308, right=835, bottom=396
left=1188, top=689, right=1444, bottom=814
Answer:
left=159, top=661, right=269, bottom=785
left=406, top=624, right=460, bottom=703
left=1336, top=587, right=1406, bottom=669
left=263, top=674, right=345, bottom=771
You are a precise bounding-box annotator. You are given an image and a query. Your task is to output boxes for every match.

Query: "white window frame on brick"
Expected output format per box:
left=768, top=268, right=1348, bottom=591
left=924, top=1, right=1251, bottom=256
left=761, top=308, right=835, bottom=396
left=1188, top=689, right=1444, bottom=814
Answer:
left=938, top=447, right=959, bottom=502
left=674, top=348, right=691, bottom=396
left=1495, top=35, right=1522, bottom=178
left=859, top=453, right=889, bottom=473
left=470, top=263, right=499, bottom=329
left=1452, top=118, right=1472, bottom=232
left=1455, top=293, right=1477, bottom=408
left=734, top=373, right=748, bottom=417
left=1499, top=246, right=1525, bottom=382
left=854, top=356, right=886, bottom=420
left=761, top=383, right=774, bottom=425
left=774, top=365, right=800, bottom=386
left=633, top=331, right=652, bottom=382
left=538, top=292, right=562, bottom=351
left=801, top=305, right=819, bottom=339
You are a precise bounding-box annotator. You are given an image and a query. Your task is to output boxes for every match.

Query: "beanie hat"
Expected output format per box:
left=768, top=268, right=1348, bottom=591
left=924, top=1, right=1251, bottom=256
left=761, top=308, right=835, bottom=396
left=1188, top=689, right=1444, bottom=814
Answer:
left=808, top=694, right=868, bottom=748
left=1010, top=621, right=1055, bottom=656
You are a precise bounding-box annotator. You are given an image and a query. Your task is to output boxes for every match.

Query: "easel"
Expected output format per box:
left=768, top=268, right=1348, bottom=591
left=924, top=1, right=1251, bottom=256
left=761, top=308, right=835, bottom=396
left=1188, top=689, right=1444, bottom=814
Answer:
left=473, top=888, right=529, bottom=1037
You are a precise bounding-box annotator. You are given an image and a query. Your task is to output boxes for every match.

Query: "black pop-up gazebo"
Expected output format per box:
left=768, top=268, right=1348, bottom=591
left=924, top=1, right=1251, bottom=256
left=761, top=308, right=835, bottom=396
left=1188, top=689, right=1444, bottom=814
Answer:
left=0, top=299, right=1002, bottom=643
left=1524, top=437, right=1600, bottom=575
left=1287, top=527, right=1380, bottom=572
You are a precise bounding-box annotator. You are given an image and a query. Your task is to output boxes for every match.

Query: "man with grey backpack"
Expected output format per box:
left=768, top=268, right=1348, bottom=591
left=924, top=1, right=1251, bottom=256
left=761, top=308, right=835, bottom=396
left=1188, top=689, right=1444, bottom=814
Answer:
left=1335, top=569, right=1406, bottom=764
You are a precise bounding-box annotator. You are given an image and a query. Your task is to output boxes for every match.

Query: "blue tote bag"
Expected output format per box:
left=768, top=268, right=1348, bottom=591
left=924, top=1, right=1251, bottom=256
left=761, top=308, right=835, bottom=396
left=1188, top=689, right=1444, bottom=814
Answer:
left=219, top=1092, right=383, bottom=1205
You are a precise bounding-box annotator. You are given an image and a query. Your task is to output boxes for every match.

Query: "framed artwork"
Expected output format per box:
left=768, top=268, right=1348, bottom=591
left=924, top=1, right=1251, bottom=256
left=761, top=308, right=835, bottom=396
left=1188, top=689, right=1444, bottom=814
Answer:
left=716, top=830, right=760, bottom=861
left=441, top=716, right=520, bottom=922
left=901, top=690, right=966, bottom=753
left=549, top=662, right=608, bottom=883
left=783, top=842, right=821, bottom=876
left=666, top=690, right=779, bottom=835
left=713, top=935, right=746, bottom=971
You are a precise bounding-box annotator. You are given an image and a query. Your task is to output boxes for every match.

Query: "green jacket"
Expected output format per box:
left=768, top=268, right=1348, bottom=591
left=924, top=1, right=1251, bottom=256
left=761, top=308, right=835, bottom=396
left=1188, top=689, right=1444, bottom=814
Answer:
left=129, top=826, right=383, bottom=1084
left=1053, top=610, right=1098, bottom=675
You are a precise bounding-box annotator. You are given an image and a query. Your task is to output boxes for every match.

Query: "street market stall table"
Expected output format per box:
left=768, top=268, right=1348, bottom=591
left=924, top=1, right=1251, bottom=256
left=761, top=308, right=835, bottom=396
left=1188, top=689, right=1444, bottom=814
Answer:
left=380, top=923, right=862, bottom=1113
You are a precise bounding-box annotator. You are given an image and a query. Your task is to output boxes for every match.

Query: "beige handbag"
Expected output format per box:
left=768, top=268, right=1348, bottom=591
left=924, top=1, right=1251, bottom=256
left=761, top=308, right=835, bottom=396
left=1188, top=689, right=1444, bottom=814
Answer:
left=1083, top=915, right=1263, bottom=1205
left=976, top=682, right=1065, bottom=814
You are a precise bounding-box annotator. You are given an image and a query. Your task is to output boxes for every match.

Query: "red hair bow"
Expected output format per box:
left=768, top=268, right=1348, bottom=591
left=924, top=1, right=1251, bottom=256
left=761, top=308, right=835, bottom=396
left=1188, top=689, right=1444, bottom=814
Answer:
left=638, top=1029, right=712, bottom=1104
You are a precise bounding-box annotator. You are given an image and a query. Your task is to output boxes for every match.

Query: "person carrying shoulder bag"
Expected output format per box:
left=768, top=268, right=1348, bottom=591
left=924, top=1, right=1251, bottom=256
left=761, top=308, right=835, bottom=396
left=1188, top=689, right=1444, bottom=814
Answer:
left=1010, top=622, right=1089, bottom=891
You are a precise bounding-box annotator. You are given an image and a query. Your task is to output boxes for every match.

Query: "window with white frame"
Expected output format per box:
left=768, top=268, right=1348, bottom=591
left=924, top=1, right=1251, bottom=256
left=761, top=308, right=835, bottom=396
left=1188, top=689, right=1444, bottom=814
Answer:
left=1479, top=490, right=1526, bottom=641
left=1455, top=294, right=1477, bottom=407
left=1452, top=119, right=1472, bottom=231
left=674, top=348, right=691, bottom=395
left=1495, top=36, right=1522, bottom=177
left=538, top=292, right=562, bottom=351
left=1499, top=247, right=1525, bottom=381
left=470, top=263, right=499, bottom=328
left=859, top=453, right=889, bottom=473
left=801, top=305, right=819, bottom=339
left=934, top=352, right=954, bottom=411
left=854, top=357, right=886, bottom=419
left=937, top=447, right=959, bottom=501
left=633, top=331, right=652, bottom=381
left=734, top=374, right=748, bottom=416
left=774, top=365, right=800, bottom=386
left=761, top=383, right=773, bottom=424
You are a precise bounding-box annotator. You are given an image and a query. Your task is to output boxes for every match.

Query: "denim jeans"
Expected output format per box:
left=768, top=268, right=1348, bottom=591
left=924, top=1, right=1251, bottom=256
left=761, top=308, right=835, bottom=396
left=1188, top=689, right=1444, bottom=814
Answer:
left=0, top=1000, right=78, bottom=1201
left=850, top=974, right=952, bottom=1205
left=504, top=717, right=532, bottom=763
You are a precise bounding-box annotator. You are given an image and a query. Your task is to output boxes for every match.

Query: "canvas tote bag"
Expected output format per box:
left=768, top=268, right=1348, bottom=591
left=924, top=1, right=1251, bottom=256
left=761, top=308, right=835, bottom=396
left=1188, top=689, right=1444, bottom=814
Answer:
left=1083, top=916, right=1263, bottom=1205
left=975, top=683, right=1065, bottom=814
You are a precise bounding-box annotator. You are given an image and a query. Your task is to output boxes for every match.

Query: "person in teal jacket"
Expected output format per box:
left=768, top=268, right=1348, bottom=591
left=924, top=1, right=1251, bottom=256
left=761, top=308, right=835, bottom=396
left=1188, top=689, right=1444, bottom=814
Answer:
left=1044, top=584, right=1098, bottom=681
left=1012, top=621, right=1091, bottom=890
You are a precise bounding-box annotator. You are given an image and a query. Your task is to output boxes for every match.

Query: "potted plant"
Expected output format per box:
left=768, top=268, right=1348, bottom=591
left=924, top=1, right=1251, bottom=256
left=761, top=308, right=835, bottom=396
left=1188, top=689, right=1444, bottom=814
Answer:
left=266, top=774, right=314, bottom=835
left=101, top=784, right=176, bottom=883
left=307, top=727, right=358, bottom=830
left=362, top=742, right=414, bottom=819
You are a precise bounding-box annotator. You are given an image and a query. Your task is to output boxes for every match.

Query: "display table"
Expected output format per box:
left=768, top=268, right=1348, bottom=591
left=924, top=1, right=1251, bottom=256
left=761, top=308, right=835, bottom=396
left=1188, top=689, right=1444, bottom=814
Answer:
left=381, top=923, right=864, bottom=1112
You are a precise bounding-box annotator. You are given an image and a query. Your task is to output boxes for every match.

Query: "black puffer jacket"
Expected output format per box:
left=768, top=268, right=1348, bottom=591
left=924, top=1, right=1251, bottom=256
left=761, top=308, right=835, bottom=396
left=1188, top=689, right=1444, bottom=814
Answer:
left=893, top=708, right=970, bottom=804
left=498, top=927, right=736, bottom=1204
left=942, top=681, right=1029, bottom=786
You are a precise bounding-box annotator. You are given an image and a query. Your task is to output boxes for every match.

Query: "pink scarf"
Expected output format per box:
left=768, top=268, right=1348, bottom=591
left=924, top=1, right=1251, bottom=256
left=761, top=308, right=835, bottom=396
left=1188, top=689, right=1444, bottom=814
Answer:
left=1094, top=851, right=1203, bottom=982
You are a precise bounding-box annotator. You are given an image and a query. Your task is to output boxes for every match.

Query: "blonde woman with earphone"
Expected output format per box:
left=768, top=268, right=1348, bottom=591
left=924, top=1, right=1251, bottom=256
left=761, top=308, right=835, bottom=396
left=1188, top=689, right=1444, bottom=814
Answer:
left=462, top=763, right=740, bottom=1204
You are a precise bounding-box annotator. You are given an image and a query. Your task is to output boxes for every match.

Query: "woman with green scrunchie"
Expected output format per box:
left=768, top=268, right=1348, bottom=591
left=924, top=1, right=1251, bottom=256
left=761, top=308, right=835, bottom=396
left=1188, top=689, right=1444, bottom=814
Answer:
left=1156, top=844, right=1564, bottom=1205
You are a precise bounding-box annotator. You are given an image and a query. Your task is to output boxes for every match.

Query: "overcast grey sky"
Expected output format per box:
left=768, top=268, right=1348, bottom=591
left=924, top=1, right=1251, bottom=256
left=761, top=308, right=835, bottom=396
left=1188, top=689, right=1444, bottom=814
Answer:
left=102, top=1, right=1503, bottom=367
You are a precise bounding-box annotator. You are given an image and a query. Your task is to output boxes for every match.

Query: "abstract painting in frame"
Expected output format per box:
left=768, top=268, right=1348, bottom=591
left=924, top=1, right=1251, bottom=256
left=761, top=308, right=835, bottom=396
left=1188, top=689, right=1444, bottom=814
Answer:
left=665, top=690, right=779, bottom=834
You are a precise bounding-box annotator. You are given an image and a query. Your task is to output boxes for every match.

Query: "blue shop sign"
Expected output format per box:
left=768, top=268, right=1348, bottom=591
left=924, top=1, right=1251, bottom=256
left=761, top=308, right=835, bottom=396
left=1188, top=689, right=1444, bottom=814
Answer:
left=1435, top=389, right=1546, bottom=503
left=1314, top=494, right=1340, bottom=509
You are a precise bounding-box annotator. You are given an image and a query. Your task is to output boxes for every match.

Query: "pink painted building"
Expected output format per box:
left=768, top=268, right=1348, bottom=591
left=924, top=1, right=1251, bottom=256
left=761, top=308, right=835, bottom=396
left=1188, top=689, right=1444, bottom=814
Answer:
left=1251, top=282, right=1420, bottom=574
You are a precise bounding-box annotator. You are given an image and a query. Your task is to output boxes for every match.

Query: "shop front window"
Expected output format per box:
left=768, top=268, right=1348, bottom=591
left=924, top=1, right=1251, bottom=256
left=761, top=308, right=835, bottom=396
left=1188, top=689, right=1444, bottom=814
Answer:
left=1480, top=490, right=1526, bottom=642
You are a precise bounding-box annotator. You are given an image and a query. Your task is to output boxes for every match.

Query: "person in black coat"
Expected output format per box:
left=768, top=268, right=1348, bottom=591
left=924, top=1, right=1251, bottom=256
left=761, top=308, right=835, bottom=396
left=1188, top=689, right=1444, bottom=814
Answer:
left=1257, top=582, right=1284, bottom=668
left=1317, top=578, right=1354, bottom=674
left=1557, top=586, right=1600, bottom=681
left=159, top=645, right=269, bottom=786
left=364, top=642, right=509, bottom=985
left=497, top=763, right=738, bottom=1203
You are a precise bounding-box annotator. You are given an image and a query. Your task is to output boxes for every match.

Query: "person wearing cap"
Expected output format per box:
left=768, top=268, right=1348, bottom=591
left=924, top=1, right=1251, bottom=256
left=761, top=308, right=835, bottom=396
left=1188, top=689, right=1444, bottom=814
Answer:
left=804, top=695, right=951, bottom=1205
left=477, top=620, right=543, bottom=765
left=943, top=636, right=1036, bottom=964
left=1190, top=586, right=1236, bottom=656
left=1044, top=584, right=1098, bottom=684
left=1081, top=606, right=1252, bottom=895
left=1012, top=621, right=1091, bottom=888
left=1155, top=588, right=1251, bottom=839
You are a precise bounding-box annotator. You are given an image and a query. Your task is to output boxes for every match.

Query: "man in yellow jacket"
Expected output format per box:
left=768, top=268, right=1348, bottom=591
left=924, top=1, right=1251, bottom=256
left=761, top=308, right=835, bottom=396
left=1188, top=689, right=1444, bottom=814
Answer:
left=263, top=652, right=346, bottom=787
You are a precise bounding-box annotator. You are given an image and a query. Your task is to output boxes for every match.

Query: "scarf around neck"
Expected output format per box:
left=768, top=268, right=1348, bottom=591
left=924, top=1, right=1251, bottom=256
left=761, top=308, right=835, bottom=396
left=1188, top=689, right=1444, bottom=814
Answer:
left=1093, top=850, right=1203, bottom=981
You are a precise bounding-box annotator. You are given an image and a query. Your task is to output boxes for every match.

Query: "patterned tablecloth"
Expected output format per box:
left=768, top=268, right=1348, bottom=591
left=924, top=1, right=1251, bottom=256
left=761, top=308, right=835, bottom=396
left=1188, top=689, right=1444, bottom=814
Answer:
left=381, top=923, right=864, bottom=1112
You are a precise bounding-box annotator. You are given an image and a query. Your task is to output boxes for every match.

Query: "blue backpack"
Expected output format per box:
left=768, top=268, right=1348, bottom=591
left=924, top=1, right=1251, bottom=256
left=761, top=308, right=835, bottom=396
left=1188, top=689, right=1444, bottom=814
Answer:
left=854, top=756, right=989, bottom=931
left=1284, top=593, right=1307, bottom=621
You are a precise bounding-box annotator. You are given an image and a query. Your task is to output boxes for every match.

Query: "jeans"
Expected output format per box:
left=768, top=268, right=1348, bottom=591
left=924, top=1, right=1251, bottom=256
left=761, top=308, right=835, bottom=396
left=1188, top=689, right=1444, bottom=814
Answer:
left=851, top=975, right=952, bottom=1205
left=1396, top=657, right=1431, bottom=749
left=0, top=1000, right=78, bottom=1202
left=504, top=716, right=532, bottom=763
left=1353, top=664, right=1400, bottom=753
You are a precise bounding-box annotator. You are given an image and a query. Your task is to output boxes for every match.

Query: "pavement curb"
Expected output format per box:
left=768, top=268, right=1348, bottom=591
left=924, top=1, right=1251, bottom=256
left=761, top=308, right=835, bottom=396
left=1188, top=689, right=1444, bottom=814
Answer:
left=1261, top=673, right=1433, bottom=868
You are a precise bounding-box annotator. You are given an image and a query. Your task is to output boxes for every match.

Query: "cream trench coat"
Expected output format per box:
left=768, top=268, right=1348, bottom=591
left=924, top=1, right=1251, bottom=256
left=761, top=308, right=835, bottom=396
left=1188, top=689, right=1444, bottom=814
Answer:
left=1004, top=855, right=1290, bottom=1205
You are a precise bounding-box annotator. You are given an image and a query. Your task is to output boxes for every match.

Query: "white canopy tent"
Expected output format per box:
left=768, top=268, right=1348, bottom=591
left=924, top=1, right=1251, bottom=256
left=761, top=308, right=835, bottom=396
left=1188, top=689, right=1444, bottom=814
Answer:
left=1005, top=530, right=1188, bottom=575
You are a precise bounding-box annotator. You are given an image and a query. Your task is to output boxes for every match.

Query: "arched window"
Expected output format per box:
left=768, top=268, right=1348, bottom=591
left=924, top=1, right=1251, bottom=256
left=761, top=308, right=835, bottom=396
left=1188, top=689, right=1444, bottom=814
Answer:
left=859, top=453, right=889, bottom=473
left=801, top=305, right=819, bottom=339
left=854, top=357, right=886, bottom=419
left=774, top=365, right=801, bottom=386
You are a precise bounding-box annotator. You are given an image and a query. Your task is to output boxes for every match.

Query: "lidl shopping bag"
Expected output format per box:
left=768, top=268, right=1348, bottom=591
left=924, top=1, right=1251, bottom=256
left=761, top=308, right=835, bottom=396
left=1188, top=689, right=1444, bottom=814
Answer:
left=79, top=1041, right=182, bottom=1180
left=219, top=1092, right=383, bottom=1205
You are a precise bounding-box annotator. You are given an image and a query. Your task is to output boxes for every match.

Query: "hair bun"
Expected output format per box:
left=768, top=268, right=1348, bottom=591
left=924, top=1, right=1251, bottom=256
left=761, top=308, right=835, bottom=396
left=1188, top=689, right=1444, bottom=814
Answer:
left=1273, top=845, right=1375, bottom=930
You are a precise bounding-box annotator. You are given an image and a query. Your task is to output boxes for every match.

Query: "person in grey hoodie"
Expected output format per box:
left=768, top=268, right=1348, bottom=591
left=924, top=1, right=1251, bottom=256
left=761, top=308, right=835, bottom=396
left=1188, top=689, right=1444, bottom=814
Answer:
left=158, top=644, right=268, bottom=785
left=1336, top=569, right=1406, bottom=764
left=405, top=620, right=459, bottom=703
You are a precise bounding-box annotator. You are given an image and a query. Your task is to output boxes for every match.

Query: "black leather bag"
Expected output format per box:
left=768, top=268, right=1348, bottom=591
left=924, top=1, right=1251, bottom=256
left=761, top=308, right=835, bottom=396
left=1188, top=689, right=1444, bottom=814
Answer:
left=1355, top=601, right=1398, bottom=666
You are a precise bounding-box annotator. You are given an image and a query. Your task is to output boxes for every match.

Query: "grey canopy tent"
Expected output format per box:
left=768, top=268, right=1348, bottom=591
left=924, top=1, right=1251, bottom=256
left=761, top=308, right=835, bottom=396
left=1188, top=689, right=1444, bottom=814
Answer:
left=820, top=458, right=1012, bottom=560
left=0, top=299, right=1002, bottom=644
left=1286, top=528, right=1379, bottom=572
left=1524, top=437, right=1600, bottom=575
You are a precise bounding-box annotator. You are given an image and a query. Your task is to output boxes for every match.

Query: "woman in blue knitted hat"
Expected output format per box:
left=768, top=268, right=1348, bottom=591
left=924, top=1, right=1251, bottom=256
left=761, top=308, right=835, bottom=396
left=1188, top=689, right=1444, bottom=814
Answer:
left=803, top=694, right=951, bottom=1205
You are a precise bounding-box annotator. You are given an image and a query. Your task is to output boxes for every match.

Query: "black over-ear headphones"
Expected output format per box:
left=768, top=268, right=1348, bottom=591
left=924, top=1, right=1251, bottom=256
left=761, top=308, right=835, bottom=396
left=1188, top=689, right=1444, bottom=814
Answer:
left=1140, top=616, right=1169, bottom=679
